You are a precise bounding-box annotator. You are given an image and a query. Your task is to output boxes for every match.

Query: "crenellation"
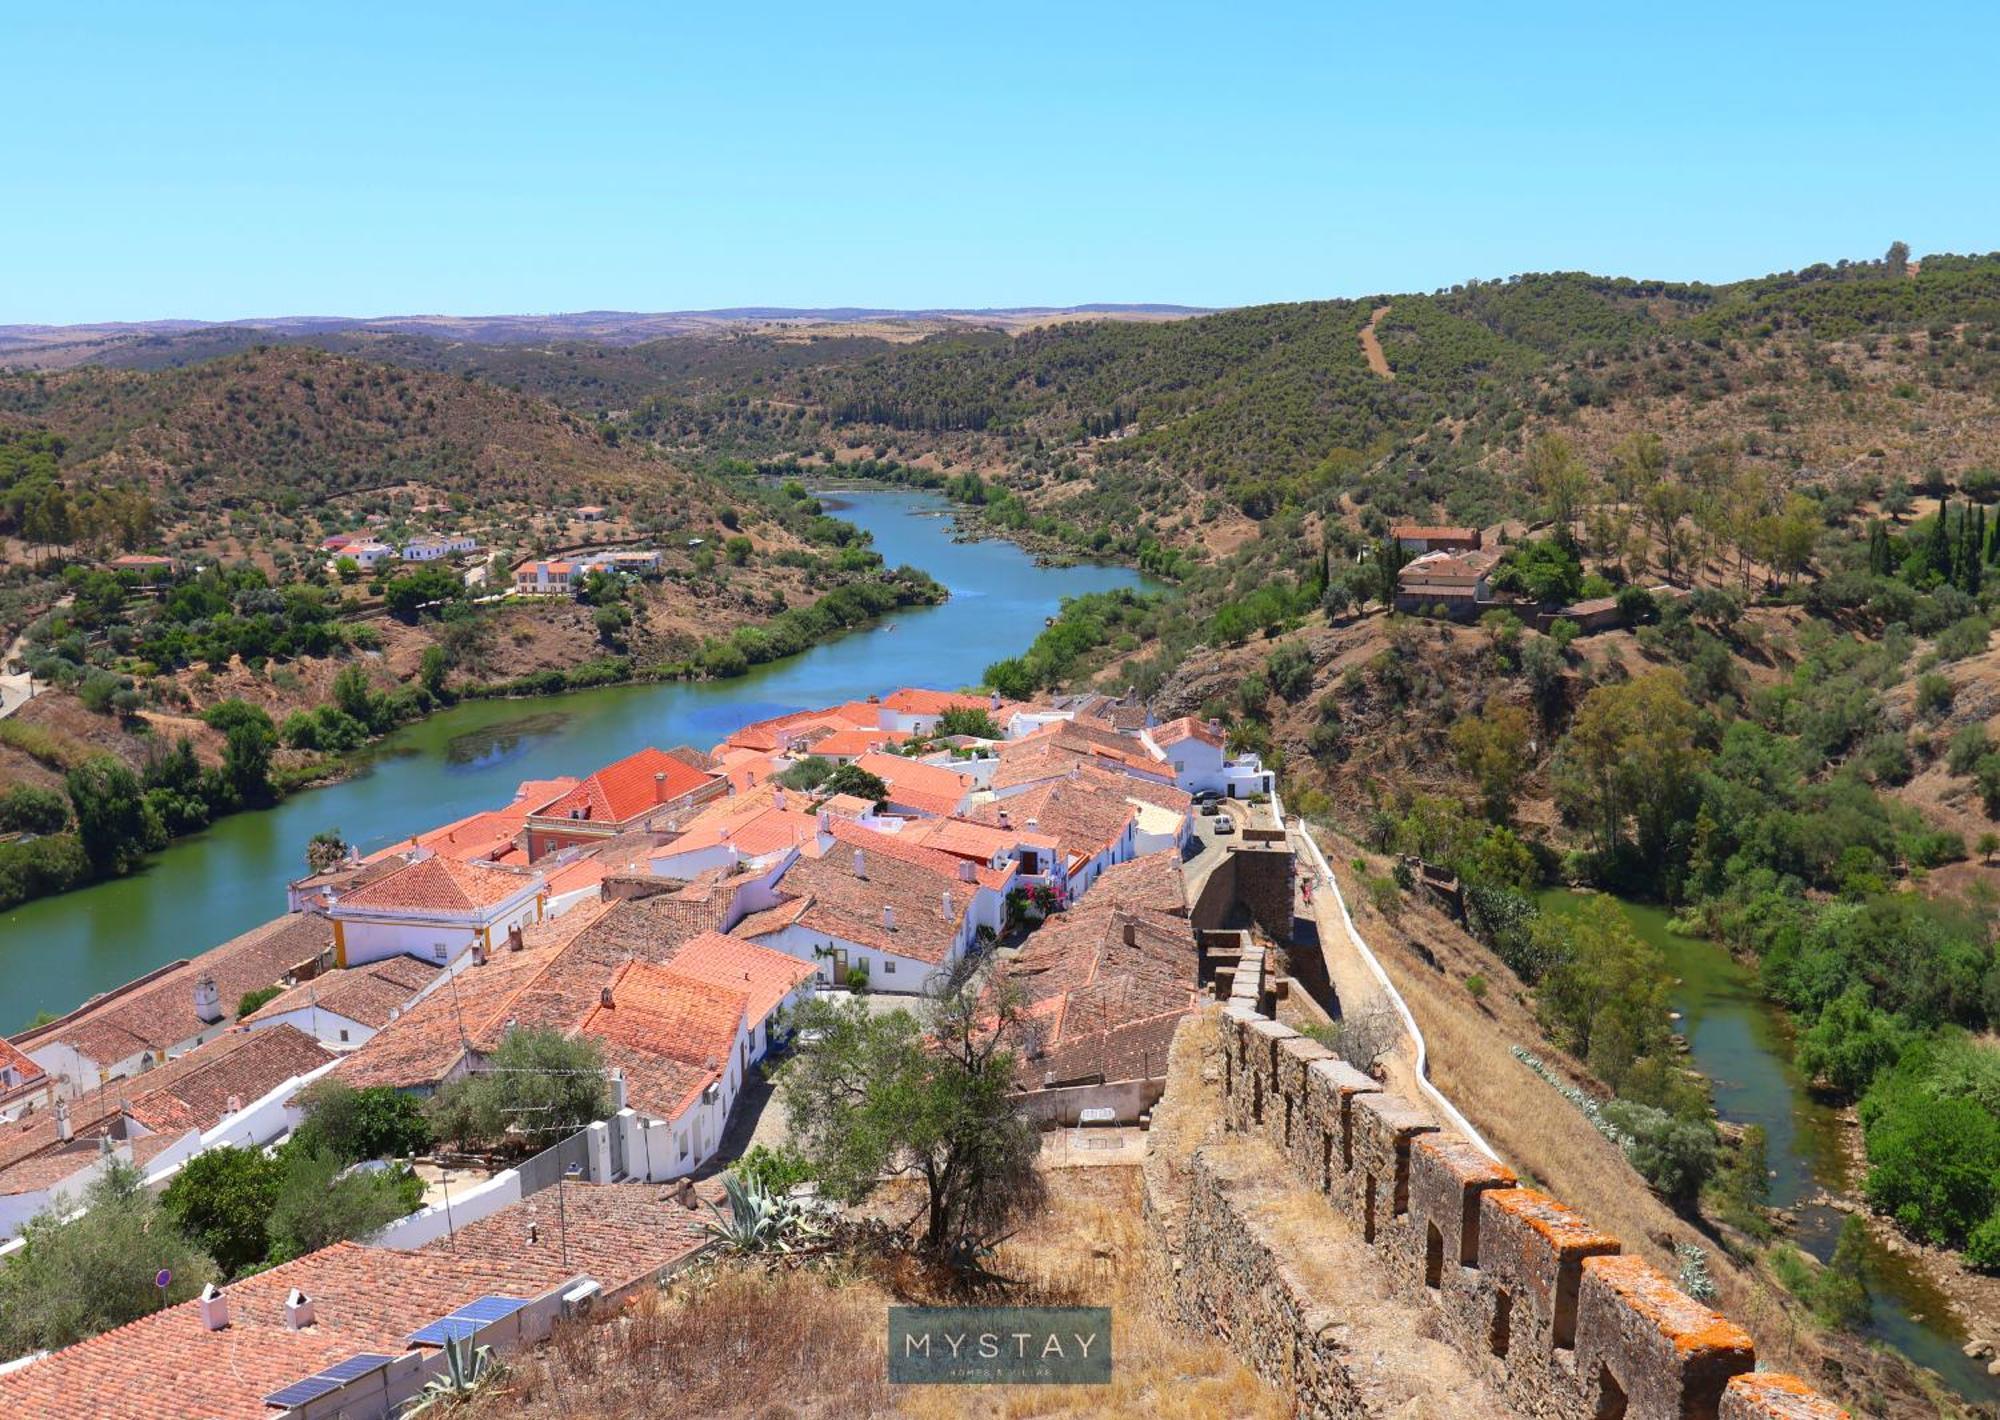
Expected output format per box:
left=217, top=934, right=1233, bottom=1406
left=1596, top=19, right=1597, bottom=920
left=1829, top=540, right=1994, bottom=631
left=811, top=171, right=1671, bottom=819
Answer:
left=1173, top=978, right=1852, bottom=1420
left=1719, top=1373, right=1851, bottom=1419
left=1574, top=1254, right=1754, bottom=1420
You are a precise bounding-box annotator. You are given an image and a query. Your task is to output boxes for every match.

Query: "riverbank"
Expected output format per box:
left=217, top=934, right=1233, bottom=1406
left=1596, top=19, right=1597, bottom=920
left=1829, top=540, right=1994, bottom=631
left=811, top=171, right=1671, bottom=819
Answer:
left=0, top=551, right=946, bottom=919
left=0, top=490, right=1153, bottom=1026
left=1540, top=890, right=1998, bottom=1406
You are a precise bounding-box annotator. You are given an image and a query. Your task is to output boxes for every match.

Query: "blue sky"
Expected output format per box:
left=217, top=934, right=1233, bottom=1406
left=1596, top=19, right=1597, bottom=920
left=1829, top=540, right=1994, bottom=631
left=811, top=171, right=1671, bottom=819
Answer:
left=5, top=2, right=1998, bottom=323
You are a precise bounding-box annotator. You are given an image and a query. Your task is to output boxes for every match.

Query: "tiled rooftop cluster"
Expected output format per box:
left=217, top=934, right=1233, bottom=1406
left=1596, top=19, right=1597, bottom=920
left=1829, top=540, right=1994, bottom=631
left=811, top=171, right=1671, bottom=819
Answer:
left=0, top=1180, right=716, bottom=1419
left=1207, top=960, right=1849, bottom=1420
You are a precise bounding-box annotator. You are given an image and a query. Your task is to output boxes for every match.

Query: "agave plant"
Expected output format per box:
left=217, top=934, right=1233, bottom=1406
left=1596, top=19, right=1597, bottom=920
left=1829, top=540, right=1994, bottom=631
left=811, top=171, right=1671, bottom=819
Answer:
left=402, top=1335, right=505, bottom=1416
left=702, top=1170, right=824, bottom=1254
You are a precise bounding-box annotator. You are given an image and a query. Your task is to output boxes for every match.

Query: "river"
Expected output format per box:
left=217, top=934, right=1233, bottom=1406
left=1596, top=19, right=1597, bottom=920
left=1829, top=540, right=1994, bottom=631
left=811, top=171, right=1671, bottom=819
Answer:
left=1539, top=891, right=1994, bottom=1403
left=0, top=490, right=1149, bottom=1028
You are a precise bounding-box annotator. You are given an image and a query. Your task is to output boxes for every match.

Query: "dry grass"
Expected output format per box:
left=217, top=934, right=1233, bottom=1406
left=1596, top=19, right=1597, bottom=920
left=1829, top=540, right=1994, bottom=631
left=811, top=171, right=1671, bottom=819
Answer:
left=478, top=1159, right=1283, bottom=1420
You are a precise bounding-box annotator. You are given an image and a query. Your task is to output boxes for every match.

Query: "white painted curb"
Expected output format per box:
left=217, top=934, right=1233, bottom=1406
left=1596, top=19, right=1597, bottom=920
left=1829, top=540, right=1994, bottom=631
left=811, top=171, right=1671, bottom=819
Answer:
left=1287, top=813, right=1502, bottom=1163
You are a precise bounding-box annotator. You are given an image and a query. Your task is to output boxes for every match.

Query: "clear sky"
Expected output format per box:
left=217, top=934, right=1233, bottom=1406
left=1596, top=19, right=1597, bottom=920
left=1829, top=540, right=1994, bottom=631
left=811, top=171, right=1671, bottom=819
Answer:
left=6, top=2, right=1998, bottom=324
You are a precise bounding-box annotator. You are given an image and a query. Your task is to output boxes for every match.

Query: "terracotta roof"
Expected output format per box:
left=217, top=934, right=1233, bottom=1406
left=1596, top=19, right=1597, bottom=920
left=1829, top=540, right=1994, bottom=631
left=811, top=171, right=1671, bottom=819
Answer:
left=530, top=746, right=719, bottom=826
left=819, top=792, right=875, bottom=818
left=1391, top=524, right=1479, bottom=540
left=654, top=804, right=819, bottom=862
left=0, top=1026, right=335, bottom=1195
left=900, top=817, right=1023, bottom=863
left=1002, top=902, right=1195, bottom=1088
left=1087, top=849, right=1189, bottom=917
left=335, top=855, right=542, bottom=916
left=854, top=752, right=971, bottom=817
left=544, top=857, right=612, bottom=898
left=827, top=819, right=1012, bottom=893
left=967, top=779, right=1134, bottom=871
left=662, top=932, right=817, bottom=1025
left=0, top=1035, right=47, bottom=1090
left=738, top=843, right=971, bottom=965
left=881, top=688, right=1006, bottom=717
left=578, top=961, right=746, bottom=1118
left=13, top=913, right=333, bottom=1072
left=1149, top=716, right=1224, bottom=750
left=0, top=1183, right=712, bottom=1420
left=241, top=957, right=438, bottom=1031
left=810, top=727, right=906, bottom=757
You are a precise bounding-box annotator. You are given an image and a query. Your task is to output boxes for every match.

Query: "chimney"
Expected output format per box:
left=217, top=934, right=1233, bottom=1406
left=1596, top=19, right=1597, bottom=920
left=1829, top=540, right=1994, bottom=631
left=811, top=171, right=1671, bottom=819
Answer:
left=55, top=1099, right=71, bottom=1142
left=528, top=1223, right=539, bottom=1245
left=610, top=1068, right=627, bottom=1112
left=225, top=1094, right=243, bottom=1115
left=940, top=889, right=953, bottom=919
left=283, top=1288, right=315, bottom=1330
left=1122, top=919, right=1137, bottom=947
left=957, top=860, right=975, bottom=883
left=1026, top=818, right=1039, bottom=833
left=997, top=809, right=1011, bottom=830
left=508, top=923, right=525, bottom=952
left=773, top=787, right=786, bottom=810
left=654, top=770, right=668, bottom=803
left=882, top=904, right=896, bottom=931
left=989, top=690, right=1002, bottom=710
left=852, top=848, right=867, bottom=879
left=198, top=1283, right=229, bottom=1332
left=818, top=808, right=831, bottom=832
left=600, top=984, right=616, bottom=1009
left=193, top=975, right=222, bottom=1025
left=471, top=939, right=488, bottom=966
left=1207, top=718, right=1222, bottom=737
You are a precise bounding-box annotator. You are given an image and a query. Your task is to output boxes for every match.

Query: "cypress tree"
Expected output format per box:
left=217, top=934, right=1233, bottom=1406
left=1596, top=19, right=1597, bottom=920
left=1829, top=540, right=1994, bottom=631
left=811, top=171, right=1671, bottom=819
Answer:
left=1928, top=499, right=1953, bottom=583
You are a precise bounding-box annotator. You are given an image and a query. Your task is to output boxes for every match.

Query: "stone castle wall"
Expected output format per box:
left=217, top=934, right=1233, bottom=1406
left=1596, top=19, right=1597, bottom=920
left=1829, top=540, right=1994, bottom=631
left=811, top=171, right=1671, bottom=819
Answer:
left=1152, top=945, right=1849, bottom=1420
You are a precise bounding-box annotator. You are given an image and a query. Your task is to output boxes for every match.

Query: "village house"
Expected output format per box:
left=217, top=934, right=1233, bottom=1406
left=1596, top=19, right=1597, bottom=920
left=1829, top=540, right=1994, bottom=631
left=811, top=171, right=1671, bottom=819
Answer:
left=825, top=817, right=1016, bottom=936
left=966, top=772, right=1140, bottom=900
left=731, top=836, right=983, bottom=993
left=106, top=552, right=178, bottom=576
left=522, top=747, right=726, bottom=861
left=341, top=539, right=398, bottom=569
left=399, top=533, right=479, bottom=562
left=238, top=956, right=440, bottom=1051
left=513, top=558, right=576, bottom=594
left=11, top=912, right=334, bottom=1100
left=1391, top=523, right=1483, bottom=553
left=850, top=750, right=974, bottom=818
left=0, top=1025, right=337, bottom=1240
left=877, top=687, right=1006, bottom=736
left=1392, top=547, right=1500, bottom=620
left=0, top=1037, right=50, bottom=1122
left=1139, top=716, right=1274, bottom=799
left=1000, top=850, right=1196, bottom=1118
left=575, top=504, right=606, bottom=520
left=326, top=853, right=547, bottom=970
left=0, top=1179, right=715, bottom=1420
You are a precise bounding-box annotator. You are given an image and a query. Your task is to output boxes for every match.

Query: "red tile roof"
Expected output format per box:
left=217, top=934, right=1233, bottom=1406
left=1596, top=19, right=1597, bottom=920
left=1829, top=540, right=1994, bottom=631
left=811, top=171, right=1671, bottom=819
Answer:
left=529, top=747, right=719, bottom=826
left=967, top=778, right=1134, bottom=871
left=0, top=1182, right=713, bottom=1420
left=13, top=912, right=333, bottom=1072
left=882, top=688, right=996, bottom=716
left=737, top=841, right=972, bottom=965
left=853, top=752, right=971, bottom=816
left=1390, top=524, right=1480, bottom=541
left=241, top=957, right=438, bottom=1031
left=335, top=855, right=542, bottom=915
left=662, top=932, right=817, bottom=1025
left=827, top=819, right=1012, bottom=892
left=810, top=727, right=907, bottom=757
left=1149, top=716, right=1224, bottom=750
left=578, top=961, right=746, bottom=1118
left=1003, top=901, right=1195, bottom=1088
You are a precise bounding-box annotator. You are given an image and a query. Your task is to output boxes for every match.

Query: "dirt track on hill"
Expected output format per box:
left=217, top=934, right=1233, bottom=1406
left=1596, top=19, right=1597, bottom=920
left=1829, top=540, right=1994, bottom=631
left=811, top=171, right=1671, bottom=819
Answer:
left=1359, top=304, right=1394, bottom=378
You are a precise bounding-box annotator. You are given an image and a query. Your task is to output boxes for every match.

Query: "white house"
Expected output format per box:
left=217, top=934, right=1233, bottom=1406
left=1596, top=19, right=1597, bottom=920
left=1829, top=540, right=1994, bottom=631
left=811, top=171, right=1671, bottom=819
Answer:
left=342, top=540, right=398, bottom=569
left=1141, top=716, right=1274, bottom=798
left=238, top=956, right=438, bottom=1051
left=401, top=534, right=479, bottom=562
left=327, top=852, right=547, bottom=970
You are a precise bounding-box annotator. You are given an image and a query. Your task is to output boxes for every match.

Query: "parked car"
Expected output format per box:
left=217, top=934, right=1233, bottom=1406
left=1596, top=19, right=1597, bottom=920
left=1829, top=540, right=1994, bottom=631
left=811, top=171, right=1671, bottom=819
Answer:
left=1193, top=789, right=1222, bottom=804
left=1199, top=801, right=1221, bottom=816
left=1213, top=815, right=1235, bottom=834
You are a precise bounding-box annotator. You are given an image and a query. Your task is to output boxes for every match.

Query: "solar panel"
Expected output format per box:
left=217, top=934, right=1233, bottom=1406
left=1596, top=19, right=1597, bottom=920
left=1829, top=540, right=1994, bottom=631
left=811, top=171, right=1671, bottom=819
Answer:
left=453, top=1294, right=530, bottom=1324
left=405, top=1294, right=531, bottom=1347
left=404, top=1316, right=481, bottom=1347
left=262, top=1353, right=393, bottom=1408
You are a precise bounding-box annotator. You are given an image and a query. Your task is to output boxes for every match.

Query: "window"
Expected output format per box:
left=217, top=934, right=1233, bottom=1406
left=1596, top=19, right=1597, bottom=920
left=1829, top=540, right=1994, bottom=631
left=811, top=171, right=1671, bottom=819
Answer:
left=883, top=959, right=896, bottom=974
left=676, top=1131, right=689, bottom=1160
left=338, top=1029, right=350, bottom=1043
left=432, top=942, right=447, bottom=961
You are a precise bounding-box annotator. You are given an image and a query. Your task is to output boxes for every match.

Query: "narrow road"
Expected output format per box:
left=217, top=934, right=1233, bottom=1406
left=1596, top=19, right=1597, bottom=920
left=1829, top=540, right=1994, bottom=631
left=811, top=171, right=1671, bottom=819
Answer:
left=0, top=599, right=62, bottom=719
left=1359, top=304, right=1394, bottom=380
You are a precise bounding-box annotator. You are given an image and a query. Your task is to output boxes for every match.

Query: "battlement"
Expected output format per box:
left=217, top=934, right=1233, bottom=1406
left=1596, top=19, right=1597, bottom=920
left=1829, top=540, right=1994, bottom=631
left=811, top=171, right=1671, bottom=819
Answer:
left=1185, top=993, right=1850, bottom=1420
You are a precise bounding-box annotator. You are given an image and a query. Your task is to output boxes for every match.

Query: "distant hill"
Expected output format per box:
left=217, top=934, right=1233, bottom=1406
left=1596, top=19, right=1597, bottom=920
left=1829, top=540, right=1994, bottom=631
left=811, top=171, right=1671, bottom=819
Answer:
left=0, top=304, right=1213, bottom=371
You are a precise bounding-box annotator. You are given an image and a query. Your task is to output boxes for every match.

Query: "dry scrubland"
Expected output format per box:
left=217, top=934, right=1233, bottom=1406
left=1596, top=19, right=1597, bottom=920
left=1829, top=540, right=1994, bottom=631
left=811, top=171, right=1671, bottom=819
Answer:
left=478, top=1167, right=1283, bottom=1420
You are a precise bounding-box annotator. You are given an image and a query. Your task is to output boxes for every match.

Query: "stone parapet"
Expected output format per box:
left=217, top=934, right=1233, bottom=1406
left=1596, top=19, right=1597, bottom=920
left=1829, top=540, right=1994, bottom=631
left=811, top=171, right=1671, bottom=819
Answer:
left=1183, top=983, right=1849, bottom=1420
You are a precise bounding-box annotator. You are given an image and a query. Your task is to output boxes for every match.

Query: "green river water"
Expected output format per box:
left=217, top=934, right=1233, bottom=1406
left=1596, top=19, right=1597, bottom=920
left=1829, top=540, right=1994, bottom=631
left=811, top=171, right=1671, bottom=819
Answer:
left=0, top=490, right=1149, bottom=1025
left=1540, top=891, right=1993, bottom=1403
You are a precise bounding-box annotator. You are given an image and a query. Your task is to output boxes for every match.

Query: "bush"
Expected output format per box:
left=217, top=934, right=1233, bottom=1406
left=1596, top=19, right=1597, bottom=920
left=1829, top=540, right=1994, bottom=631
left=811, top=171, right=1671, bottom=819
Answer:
left=235, top=985, right=283, bottom=1019
left=0, top=784, right=69, bottom=834
left=160, top=1146, right=281, bottom=1277
left=1915, top=673, right=1954, bottom=718
left=291, top=1079, right=433, bottom=1161
left=1601, top=1099, right=1716, bottom=1206
left=1966, top=1210, right=2000, bottom=1272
